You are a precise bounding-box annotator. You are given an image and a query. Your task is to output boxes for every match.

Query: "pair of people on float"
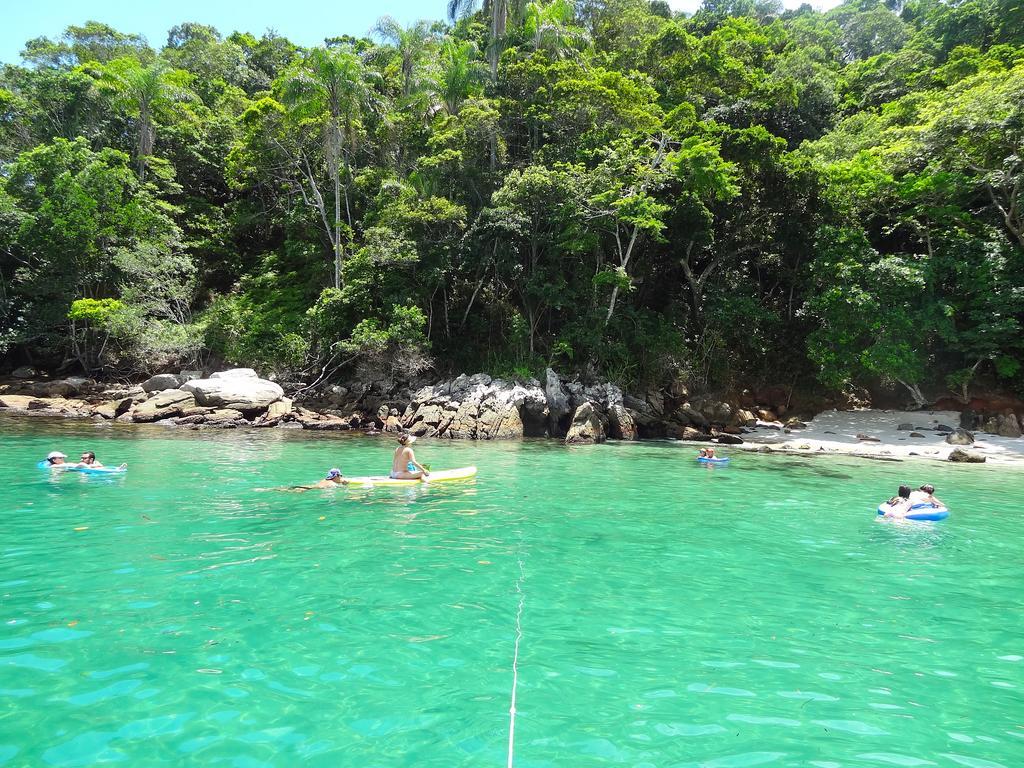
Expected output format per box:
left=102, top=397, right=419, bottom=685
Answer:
left=42, top=450, right=123, bottom=469
left=882, top=484, right=943, bottom=517
left=697, top=447, right=718, bottom=459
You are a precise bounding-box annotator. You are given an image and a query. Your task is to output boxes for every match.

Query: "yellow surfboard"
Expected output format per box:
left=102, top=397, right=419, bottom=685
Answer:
left=344, top=466, right=478, bottom=487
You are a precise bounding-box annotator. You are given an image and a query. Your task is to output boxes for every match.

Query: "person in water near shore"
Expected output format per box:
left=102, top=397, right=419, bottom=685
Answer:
left=288, top=468, right=349, bottom=492
left=706, top=447, right=717, bottom=458
left=43, top=451, right=67, bottom=466
left=392, top=433, right=430, bottom=480
left=76, top=451, right=103, bottom=468
left=72, top=451, right=127, bottom=470
left=698, top=448, right=708, bottom=458
left=883, top=485, right=913, bottom=516
left=909, top=484, right=943, bottom=507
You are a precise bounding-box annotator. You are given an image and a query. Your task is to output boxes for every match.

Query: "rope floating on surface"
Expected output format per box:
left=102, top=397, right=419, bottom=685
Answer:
left=506, top=556, right=526, bottom=768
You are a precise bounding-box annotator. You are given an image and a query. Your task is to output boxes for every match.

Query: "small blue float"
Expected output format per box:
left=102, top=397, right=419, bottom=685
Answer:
left=697, top=457, right=730, bottom=465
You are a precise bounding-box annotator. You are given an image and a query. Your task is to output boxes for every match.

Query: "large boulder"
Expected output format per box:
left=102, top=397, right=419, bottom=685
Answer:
left=180, top=370, right=283, bottom=410
left=142, top=373, right=189, bottom=393
left=31, top=377, right=94, bottom=398
left=478, top=401, right=525, bottom=440
left=565, top=402, right=605, bottom=444
left=131, top=389, right=196, bottom=422
left=607, top=404, right=638, bottom=440
left=948, top=448, right=986, bottom=463
left=690, top=396, right=733, bottom=425
left=402, top=374, right=547, bottom=439
left=983, top=413, right=1022, bottom=439
left=945, top=428, right=975, bottom=446
left=716, top=433, right=744, bottom=445
left=11, top=366, right=37, bottom=379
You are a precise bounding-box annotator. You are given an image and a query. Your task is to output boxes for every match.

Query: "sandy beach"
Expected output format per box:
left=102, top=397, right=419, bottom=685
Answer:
left=735, top=409, right=1024, bottom=465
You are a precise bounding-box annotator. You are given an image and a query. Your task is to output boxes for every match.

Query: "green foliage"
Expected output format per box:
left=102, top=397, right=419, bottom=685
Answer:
left=1, top=0, right=1023, bottom=401
left=68, top=298, right=125, bottom=324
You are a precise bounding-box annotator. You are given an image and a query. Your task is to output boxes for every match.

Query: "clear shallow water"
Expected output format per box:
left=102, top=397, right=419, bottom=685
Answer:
left=1, top=416, right=1022, bottom=768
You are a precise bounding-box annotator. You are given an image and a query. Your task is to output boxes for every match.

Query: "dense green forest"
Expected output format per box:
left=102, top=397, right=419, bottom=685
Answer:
left=1, top=0, right=1023, bottom=404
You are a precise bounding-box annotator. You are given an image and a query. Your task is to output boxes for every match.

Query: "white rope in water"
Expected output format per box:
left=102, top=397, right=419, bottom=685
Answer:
left=506, top=556, right=526, bottom=768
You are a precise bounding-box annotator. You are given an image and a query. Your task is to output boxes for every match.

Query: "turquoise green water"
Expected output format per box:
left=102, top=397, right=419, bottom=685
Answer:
left=2, top=416, right=1022, bottom=767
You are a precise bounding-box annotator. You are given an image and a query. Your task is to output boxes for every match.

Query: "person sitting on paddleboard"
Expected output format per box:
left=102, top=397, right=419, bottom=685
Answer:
left=392, top=433, right=430, bottom=480
left=883, top=485, right=912, bottom=517
left=43, top=451, right=67, bottom=467
left=909, top=484, right=942, bottom=507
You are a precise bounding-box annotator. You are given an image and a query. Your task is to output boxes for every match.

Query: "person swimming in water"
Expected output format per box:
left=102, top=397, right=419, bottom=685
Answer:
left=287, top=468, right=349, bottom=492
left=391, top=433, right=430, bottom=480
left=43, top=451, right=67, bottom=467
left=72, top=451, right=127, bottom=470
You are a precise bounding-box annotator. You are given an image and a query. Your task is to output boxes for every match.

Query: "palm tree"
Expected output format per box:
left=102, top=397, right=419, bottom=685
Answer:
left=447, top=0, right=528, bottom=78
left=280, top=47, right=379, bottom=288
left=436, top=39, right=488, bottom=115
left=523, top=0, right=590, bottom=59
left=101, top=58, right=188, bottom=181
left=372, top=16, right=437, bottom=99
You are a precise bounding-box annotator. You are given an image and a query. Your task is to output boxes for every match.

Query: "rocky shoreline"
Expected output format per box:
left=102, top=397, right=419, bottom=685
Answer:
left=3, top=366, right=1024, bottom=463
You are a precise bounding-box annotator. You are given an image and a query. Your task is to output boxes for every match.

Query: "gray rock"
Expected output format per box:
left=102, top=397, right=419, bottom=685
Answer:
left=181, top=371, right=284, bottom=409
left=733, top=409, right=757, bottom=427
left=131, top=389, right=196, bottom=422
left=478, top=401, right=524, bottom=440
left=897, top=423, right=914, bottom=431
left=565, top=402, right=606, bottom=444
left=141, top=373, right=188, bottom=393
left=210, top=368, right=258, bottom=380
left=11, top=366, right=37, bottom=379
left=607, top=404, right=638, bottom=440
left=909, top=432, right=926, bottom=438
left=948, top=448, right=986, bottom=463
left=935, top=424, right=955, bottom=433
left=716, top=433, right=744, bottom=445
left=945, top=428, right=975, bottom=445
left=690, top=396, right=732, bottom=424
left=987, top=413, right=1022, bottom=439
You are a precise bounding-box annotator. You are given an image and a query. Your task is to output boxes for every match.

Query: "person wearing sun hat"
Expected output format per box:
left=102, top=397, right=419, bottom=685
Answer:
left=43, top=451, right=67, bottom=467
left=391, top=432, right=430, bottom=481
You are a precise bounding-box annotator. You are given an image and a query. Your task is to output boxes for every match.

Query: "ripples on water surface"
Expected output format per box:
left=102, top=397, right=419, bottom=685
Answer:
left=1, top=416, right=1022, bottom=767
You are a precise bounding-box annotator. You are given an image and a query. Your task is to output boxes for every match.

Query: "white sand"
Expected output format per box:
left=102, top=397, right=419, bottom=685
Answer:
left=736, top=409, right=1024, bottom=465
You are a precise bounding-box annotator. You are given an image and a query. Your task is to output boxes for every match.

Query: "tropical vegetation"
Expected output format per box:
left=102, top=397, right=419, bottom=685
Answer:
left=1, top=1, right=1022, bottom=404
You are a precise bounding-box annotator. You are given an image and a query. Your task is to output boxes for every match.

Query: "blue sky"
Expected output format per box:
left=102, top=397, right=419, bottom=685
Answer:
left=1, top=0, right=844, bottom=66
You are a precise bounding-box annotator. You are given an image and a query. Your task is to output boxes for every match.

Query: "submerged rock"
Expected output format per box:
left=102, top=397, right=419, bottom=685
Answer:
left=945, top=428, right=975, bottom=445
left=948, top=448, right=986, bottom=463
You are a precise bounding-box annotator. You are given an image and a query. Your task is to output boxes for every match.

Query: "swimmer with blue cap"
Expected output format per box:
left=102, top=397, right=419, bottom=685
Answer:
left=286, top=468, right=349, bottom=491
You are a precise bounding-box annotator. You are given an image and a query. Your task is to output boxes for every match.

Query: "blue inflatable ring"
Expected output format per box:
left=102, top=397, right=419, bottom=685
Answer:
left=697, top=457, right=730, bottom=465
left=37, top=460, right=126, bottom=475
left=876, top=502, right=949, bottom=521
